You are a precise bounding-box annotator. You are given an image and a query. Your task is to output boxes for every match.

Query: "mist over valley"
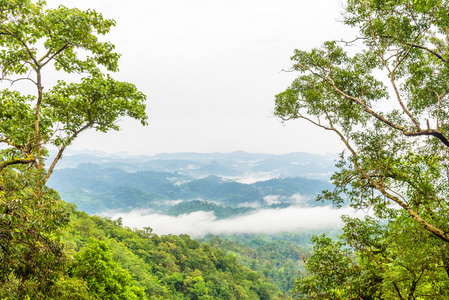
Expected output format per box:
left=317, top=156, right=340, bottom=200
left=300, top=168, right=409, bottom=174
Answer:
left=47, top=151, right=355, bottom=237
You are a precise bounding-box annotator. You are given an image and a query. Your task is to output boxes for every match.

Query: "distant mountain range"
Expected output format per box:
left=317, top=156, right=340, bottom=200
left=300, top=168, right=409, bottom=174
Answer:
left=49, top=150, right=337, bottom=180
left=46, top=151, right=337, bottom=215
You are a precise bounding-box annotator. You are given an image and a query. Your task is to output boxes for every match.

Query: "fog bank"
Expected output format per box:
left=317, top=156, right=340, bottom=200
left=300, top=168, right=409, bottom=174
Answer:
left=103, top=205, right=368, bottom=238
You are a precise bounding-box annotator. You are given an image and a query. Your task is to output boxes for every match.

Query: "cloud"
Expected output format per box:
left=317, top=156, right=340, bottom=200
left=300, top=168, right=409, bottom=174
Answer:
left=225, top=171, right=280, bottom=184
left=262, top=194, right=314, bottom=206
left=160, top=200, right=183, bottom=206
left=289, top=193, right=312, bottom=205
left=102, top=205, right=368, bottom=238
left=263, top=195, right=282, bottom=205
left=237, top=202, right=262, bottom=209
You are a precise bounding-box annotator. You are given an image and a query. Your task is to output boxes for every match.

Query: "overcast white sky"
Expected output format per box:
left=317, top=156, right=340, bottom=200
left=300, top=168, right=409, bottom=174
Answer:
left=43, top=0, right=354, bottom=156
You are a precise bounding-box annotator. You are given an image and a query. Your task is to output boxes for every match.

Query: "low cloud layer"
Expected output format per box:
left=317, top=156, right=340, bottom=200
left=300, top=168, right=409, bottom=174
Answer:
left=103, top=206, right=368, bottom=238
left=232, top=172, right=280, bottom=184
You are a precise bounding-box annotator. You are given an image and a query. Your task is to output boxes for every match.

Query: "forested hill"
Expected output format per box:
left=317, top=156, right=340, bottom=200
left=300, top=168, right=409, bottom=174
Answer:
left=44, top=151, right=337, bottom=298
left=62, top=203, right=285, bottom=299
left=47, top=163, right=333, bottom=214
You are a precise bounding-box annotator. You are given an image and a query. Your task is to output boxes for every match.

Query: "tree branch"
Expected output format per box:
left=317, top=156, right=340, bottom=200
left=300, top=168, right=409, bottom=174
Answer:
left=310, top=67, right=449, bottom=148
left=40, top=44, right=70, bottom=68
left=389, top=33, right=423, bottom=130
left=0, top=26, right=40, bottom=67
left=0, top=158, right=35, bottom=171
left=289, top=102, right=449, bottom=242
left=1, top=76, right=37, bottom=85
left=406, top=43, right=447, bottom=62
left=329, top=123, right=449, bottom=242
left=43, top=122, right=93, bottom=184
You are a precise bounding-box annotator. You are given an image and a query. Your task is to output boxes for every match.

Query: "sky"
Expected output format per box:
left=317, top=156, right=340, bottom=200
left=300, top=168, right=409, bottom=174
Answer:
left=42, top=0, right=355, bottom=156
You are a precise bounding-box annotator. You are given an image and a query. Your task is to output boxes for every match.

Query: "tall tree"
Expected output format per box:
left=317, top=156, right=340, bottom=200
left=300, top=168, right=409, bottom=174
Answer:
left=0, top=0, right=147, bottom=296
left=275, top=0, right=449, bottom=298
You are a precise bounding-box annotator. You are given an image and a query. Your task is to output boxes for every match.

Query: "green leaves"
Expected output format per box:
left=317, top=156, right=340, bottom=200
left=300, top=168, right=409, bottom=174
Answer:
left=63, top=212, right=283, bottom=299
left=41, top=6, right=120, bottom=74
left=0, top=90, right=35, bottom=147
left=275, top=43, right=387, bottom=138
left=295, top=214, right=449, bottom=299
left=43, top=74, right=147, bottom=147
left=293, top=234, right=362, bottom=299
left=0, top=1, right=119, bottom=76
left=43, top=5, right=120, bottom=74
left=276, top=0, right=449, bottom=298
left=70, top=239, right=145, bottom=300
left=0, top=1, right=148, bottom=297
left=0, top=167, right=70, bottom=298
left=0, top=0, right=148, bottom=171
left=275, top=0, right=449, bottom=233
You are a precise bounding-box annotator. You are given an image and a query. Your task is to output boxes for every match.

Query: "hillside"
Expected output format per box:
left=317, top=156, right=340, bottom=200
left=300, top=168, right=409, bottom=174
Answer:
left=47, top=152, right=334, bottom=215
left=63, top=203, right=285, bottom=299
left=44, top=151, right=340, bottom=298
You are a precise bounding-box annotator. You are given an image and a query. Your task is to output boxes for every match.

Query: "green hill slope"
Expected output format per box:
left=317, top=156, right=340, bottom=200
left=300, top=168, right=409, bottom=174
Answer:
left=63, top=203, right=285, bottom=299
left=47, top=164, right=333, bottom=214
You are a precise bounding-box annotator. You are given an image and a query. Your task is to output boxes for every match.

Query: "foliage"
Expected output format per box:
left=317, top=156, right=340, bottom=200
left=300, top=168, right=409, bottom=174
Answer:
left=292, top=215, right=449, bottom=299
left=69, top=239, right=146, bottom=300
left=63, top=206, right=285, bottom=299
left=202, top=234, right=318, bottom=295
left=275, top=0, right=449, bottom=298
left=0, top=0, right=147, bottom=171
left=0, top=0, right=147, bottom=297
left=0, top=168, right=70, bottom=298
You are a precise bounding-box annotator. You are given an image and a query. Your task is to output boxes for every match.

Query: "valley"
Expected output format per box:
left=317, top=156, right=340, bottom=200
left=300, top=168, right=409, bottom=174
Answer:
left=47, top=150, right=341, bottom=297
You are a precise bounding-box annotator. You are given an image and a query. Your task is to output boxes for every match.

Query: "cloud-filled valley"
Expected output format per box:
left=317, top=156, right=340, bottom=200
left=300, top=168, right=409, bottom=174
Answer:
left=102, top=205, right=367, bottom=238
left=47, top=151, right=364, bottom=238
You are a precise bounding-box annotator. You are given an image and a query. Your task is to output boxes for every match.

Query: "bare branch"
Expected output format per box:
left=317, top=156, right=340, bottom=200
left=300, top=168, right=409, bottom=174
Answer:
left=338, top=36, right=367, bottom=46
left=0, top=77, right=37, bottom=85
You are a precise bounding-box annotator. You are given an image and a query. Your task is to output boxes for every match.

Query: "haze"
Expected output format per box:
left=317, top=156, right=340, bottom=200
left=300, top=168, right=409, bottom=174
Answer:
left=42, top=0, right=355, bottom=156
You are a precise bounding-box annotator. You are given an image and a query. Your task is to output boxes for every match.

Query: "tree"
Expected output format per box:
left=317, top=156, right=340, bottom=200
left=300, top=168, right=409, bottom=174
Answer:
left=0, top=0, right=147, bottom=296
left=275, top=0, right=449, bottom=298
left=69, top=239, right=146, bottom=300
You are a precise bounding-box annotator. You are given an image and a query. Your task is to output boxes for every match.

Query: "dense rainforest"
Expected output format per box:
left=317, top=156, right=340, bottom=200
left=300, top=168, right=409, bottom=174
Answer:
left=59, top=201, right=285, bottom=299
left=5, top=0, right=449, bottom=299
left=1, top=193, right=291, bottom=299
